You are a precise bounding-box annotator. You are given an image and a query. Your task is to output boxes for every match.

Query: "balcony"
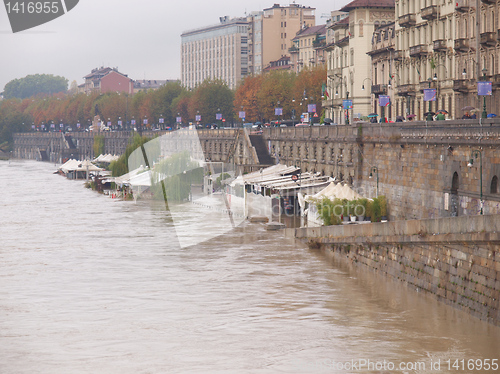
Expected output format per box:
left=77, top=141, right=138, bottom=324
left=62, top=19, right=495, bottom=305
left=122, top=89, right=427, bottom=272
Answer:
left=409, top=44, right=428, bottom=57
left=337, top=36, right=349, bottom=46
left=329, top=67, right=342, bottom=77
left=433, top=39, right=447, bottom=52
left=397, top=84, right=416, bottom=96
left=455, top=0, right=472, bottom=12
left=453, top=79, right=471, bottom=92
left=480, top=32, right=496, bottom=47
left=332, top=98, right=343, bottom=106
left=481, top=0, right=495, bottom=4
left=398, top=13, right=416, bottom=28
left=371, top=84, right=387, bottom=95
left=421, top=5, right=438, bottom=20
left=454, top=38, right=471, bottom=52
left=393, top=50, right=403, bottom=61
left=492, top=74, right=500, bottom=87
left=419, top=81, right=434, bottom=92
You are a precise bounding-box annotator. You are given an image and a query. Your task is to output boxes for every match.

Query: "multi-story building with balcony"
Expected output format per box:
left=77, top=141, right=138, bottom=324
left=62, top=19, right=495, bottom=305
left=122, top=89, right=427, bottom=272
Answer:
left=324, top=0, right=395, bottom=124
left=367, top=22, right=397, bottom=119
left=181, top=16, right=249, bottom=90
left=453, top=0, right=500, bottom=117
left=394, top=0, right=456, bottom=119
left=289, top=24, right=327, bottom=73
left=325, top=10, right=349, bottom=44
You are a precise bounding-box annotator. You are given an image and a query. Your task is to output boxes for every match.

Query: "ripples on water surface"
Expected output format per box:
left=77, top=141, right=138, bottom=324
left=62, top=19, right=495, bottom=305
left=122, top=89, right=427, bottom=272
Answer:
left=0, top=161, right=499, bottom=373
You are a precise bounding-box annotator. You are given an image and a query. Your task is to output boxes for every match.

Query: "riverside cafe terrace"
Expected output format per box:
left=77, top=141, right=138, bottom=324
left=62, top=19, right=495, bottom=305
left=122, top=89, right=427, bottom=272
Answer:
left=229, top=164, right=332, bottom=218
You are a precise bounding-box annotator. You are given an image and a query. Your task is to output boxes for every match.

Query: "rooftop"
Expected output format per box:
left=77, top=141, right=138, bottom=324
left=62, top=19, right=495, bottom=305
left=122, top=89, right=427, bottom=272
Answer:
left=341, top=0, right=395, bottom=12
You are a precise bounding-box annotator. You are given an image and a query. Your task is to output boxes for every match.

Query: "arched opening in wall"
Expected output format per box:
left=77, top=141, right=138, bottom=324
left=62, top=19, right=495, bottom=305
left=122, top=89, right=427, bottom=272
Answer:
left=348, top=175, right=353, bottom=185
left=491, top=175, right=498, bottom=194
left=451, top=171, right=459, bottom=216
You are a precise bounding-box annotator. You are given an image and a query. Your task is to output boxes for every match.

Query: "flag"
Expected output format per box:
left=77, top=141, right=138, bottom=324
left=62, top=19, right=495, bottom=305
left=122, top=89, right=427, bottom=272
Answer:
left=322, top=83, right=329, bottom=98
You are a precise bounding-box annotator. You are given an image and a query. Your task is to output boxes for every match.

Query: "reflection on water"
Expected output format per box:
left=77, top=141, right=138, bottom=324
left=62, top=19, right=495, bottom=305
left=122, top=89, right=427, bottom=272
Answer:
left=0, top=161, right=499, bottom=374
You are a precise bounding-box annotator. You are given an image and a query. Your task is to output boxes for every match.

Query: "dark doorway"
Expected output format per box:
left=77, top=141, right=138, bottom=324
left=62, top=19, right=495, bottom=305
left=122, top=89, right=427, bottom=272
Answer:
left=451, top=172, right=459, bottom=217
left=491, top=175, right=498, bottom=194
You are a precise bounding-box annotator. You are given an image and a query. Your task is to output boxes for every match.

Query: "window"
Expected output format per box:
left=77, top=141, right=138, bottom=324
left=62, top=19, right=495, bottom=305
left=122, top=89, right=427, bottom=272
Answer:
left=359, top=20, right=364, bottom=37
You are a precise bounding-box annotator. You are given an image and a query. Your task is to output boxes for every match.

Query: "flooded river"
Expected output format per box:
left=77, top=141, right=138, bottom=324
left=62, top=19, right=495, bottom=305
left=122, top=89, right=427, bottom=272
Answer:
left=0, top=160, right=499, bottom=373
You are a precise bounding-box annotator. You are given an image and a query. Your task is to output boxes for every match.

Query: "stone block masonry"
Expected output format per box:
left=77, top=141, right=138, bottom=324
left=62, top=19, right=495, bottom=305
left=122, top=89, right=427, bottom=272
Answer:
left=288, top=214, right=500, bottom=326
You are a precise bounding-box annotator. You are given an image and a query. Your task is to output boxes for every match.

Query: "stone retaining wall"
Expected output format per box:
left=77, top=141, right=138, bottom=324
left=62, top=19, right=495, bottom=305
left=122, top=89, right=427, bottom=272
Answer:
left=287, top=214, right=500, bottom=326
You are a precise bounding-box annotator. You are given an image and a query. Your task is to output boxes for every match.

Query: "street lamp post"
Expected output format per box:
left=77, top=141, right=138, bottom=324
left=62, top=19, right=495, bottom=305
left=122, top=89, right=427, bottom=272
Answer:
left=362, top=78, right=372, bottom=114
left=481, top=68, right=488, bottom=119
left=427, top=78, right=433, bottom=121
left=369, top=166, right=379, bottom=197
left=346, top=91, right=350, bottom=125
left=468, top=150, right=483, bottom=215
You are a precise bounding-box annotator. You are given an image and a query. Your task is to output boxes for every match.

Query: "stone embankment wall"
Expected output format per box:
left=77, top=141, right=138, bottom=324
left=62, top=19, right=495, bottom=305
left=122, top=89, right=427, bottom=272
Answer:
left=287, top=214, right=500, bottom=326
left=13, top=120, right=500, bottom=220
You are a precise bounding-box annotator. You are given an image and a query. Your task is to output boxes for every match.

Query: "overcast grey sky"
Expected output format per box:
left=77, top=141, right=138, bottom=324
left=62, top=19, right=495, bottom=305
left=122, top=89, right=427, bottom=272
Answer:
left=0, top=0, right=350, bottom=91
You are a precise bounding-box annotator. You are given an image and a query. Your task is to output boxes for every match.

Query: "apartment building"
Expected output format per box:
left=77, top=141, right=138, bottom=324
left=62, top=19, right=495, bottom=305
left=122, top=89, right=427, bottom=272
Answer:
left=181, top=16, right=249, bottom=90
left=367, top=22, right=397, bottom=119
left=260, top=3, right=316, bottom=71
left=82, top=67, right=134, bottom=95
left=453, top=0, right=500, bottom=117
left=324, top=0, right=395, bottom=124
left=325, top=10, right=349, bottom=44
left=289, top=24, right=327, bottom=73
left=393, top=0, right=456, bottom=119
left=247, top=11, right=264, bottom=75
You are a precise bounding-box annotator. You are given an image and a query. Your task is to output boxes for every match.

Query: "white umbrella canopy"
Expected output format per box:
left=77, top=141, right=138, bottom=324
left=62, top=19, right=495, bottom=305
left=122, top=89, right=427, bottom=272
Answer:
left=306, top=182, right=367, bottom=201
left=76, top=159, right=103, bottom=172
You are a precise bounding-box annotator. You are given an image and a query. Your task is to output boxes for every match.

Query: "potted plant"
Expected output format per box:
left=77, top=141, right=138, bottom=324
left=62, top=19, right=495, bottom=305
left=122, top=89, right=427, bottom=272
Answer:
left=371, top=197, right=381, bottom=222
left=356, top=198, right=368, bottom=221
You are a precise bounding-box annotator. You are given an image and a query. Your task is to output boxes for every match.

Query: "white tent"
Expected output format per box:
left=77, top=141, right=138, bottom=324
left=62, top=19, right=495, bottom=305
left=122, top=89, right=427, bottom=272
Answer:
left=114, top=166, right=146, bottom=186
left=59, top=159, right=103, bottom=173
left=306, top=182, right=366, bottom=201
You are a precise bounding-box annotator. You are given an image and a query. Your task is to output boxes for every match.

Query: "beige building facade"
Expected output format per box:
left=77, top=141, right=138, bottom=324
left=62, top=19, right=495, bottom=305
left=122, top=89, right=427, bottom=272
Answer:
left=393, top=0, right=456, bottom=120
left=453, top=0, right=500, bottom=118
left=260, top=3, right=316, bottom=71
left=324, top=0, right=395, bottom=125
left=289, top=24, right=327, bottom=73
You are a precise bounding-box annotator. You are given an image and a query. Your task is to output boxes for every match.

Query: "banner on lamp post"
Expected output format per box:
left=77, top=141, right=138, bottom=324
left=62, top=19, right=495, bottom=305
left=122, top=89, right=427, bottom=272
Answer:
left=478, top=81, right=492, bottom=96
left=195, top=115, right=201, bottom=122
left=307, top=104, right=316, bottom=113
left=239, top=111, right=245, bottom=119
left=216, top=113, right=222, bottom=120
left=275, top=107, right=283, bottom=116
left=342, top=100, right=352, bottom=110
left=423, top=89, right=436, bottom=102
left=379, top=95, right=391, bottom=106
